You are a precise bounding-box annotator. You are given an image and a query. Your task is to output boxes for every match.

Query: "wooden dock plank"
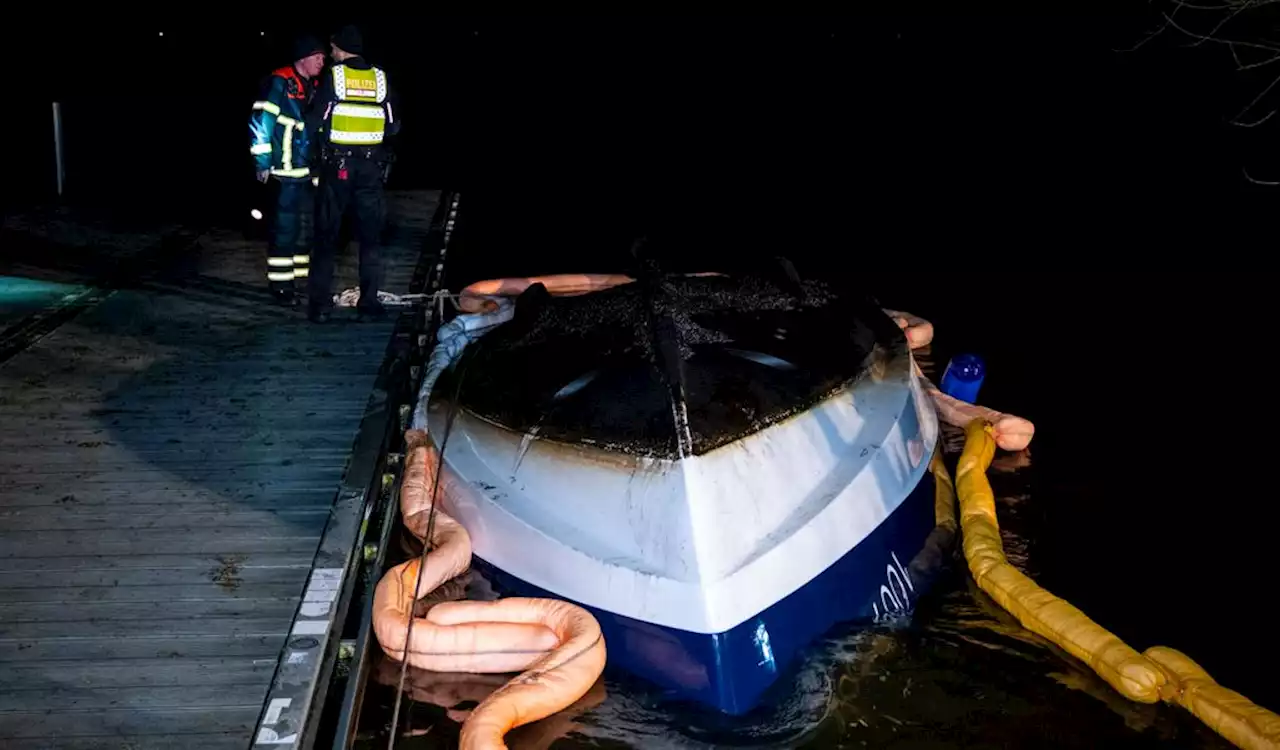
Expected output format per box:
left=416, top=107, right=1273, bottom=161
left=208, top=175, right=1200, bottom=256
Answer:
left=0, top=596, right=301, bottom=624
left=3, top=734, right=249, bottom=750
left=0, top=444, right=362, bottom=464
left=0, top=683, right=273, bottom=713
left=0, top=551, right=312, bottom=573
left=2, top=656, right=277, bottom=690
left=2, top=486, right=344, bottom=510
left=2, top=583, right=308, bottom=605
left=0, top=508, right=331, bottom=532
left=0, top=530, right=328, bottom=558
left=0, top=705, right=263, bottom=739
left=0, top=468, right=358, bottom=487
left=0, top=633, right=286, bottom=662
left=0, top=615, right=293, bottom=640
left=0, top=189, right=438, bottom=747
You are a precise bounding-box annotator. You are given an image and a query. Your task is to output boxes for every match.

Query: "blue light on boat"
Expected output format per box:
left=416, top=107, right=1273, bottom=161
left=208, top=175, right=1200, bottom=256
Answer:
left=940, top=353, right=985, bottom=403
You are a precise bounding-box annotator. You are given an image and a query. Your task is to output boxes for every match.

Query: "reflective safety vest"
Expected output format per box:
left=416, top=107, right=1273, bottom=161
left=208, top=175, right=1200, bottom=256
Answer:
left=329, top=64, right=388, bottom=146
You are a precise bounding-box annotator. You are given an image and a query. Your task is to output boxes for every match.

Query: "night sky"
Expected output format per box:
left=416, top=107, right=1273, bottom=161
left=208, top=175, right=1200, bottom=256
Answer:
left=11, top=9, right=1270, bottom=260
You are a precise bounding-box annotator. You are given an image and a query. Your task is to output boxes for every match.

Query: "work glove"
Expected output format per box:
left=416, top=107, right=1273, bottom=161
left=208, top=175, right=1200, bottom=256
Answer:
left=256, top=169, right=271, bottom=184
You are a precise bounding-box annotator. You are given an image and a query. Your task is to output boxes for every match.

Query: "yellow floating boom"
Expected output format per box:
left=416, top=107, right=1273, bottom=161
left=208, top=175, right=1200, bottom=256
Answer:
left=954, top=419, right=1280, bottom=750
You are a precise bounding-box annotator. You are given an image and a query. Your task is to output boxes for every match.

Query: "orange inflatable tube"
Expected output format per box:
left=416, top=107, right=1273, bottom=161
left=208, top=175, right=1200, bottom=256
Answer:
left=457, top=272, right=728, bottom=313
left=884, top=307, right=935, bottom=350
left=891, top=309, right=1035, bottom=453
left=459, top=274, right=635, bottom=313
left=370, top=655, right=608, bottom=748
left=373, top=431, right=607, bottom=749
left=923, top=381, right=1035, bottom=453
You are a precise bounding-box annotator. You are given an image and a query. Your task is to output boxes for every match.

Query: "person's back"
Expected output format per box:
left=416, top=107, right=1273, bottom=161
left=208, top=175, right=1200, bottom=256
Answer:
left=305, top=25, right=402, bottom=323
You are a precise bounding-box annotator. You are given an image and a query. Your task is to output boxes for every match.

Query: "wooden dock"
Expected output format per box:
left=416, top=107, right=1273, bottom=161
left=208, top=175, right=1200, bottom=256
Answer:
left=0, top=190, right=443, bottom=749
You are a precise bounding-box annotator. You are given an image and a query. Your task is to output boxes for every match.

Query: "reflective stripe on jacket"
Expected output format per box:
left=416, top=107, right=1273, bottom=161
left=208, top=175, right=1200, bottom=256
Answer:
left=248, top=65, right=317, bottom=179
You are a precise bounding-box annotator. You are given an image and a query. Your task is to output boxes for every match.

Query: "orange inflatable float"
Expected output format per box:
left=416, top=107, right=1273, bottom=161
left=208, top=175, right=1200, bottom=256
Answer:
left=459, top=274, right=635, bottom=313
left=457, top=272, right=727, bottom=313
left=888, top=308, right=1035, bottom=452
left=370, top=654, right=609, bottom=748
left=884, top=308, right=936, bottom=350
left=925, top=384, right=1034, bottom=453
left=373, top=431, right=607, bottom=750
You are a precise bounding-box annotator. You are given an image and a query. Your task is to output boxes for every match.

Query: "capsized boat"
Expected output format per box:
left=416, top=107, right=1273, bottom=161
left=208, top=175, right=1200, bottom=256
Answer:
left=423, top=272, right=943, bottom=715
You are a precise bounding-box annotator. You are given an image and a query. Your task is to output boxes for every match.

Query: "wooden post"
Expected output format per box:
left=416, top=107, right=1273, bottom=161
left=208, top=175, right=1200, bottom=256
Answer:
left=52, top=102, right=65, bottom=197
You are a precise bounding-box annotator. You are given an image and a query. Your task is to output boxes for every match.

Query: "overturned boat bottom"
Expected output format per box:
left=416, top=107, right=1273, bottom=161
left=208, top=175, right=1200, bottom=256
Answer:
left=474, top=468, right=942, bottom=716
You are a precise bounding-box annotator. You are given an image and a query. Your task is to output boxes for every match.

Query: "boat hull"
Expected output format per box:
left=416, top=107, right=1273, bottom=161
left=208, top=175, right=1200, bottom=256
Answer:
left=423, top=288, right=945, bottom=713
left=475, top=466, right=940, bottom=715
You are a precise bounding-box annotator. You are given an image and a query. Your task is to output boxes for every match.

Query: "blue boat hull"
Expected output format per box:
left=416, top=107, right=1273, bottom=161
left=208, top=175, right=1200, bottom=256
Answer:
left=476, top=466, right=941, bottom=715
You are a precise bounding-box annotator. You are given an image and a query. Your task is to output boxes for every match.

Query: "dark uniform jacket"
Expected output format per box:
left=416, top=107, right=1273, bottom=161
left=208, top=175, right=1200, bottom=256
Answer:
left=306, top=56, right=401, bottom=160
left=249, top=65, right=319, bottom=178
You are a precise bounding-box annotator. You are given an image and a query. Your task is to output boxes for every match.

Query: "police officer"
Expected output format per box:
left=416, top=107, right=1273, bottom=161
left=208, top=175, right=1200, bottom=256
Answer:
left=249, top=36, right=326, bottom=306
left=306, top=25, right=401, bottom=323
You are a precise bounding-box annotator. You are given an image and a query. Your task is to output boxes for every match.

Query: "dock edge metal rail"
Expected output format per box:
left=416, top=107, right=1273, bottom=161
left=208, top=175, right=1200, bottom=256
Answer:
left=250, top=190, right=461, bottom=750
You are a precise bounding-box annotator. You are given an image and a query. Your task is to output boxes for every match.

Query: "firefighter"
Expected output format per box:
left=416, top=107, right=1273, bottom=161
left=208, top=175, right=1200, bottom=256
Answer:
left=306, top=25, right=401, bottom=323
left=249, top=36, right=326, bottom=306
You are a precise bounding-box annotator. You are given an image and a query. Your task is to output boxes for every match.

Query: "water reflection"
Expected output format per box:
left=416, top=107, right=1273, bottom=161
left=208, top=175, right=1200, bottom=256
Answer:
left=365, top=652, right=608, bottom=750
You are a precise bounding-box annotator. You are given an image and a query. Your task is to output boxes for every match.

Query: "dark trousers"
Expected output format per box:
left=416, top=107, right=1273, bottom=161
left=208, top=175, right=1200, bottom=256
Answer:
left=309, top=157, right=385, bottom=314
left=267, top=177, right=314, bottom=297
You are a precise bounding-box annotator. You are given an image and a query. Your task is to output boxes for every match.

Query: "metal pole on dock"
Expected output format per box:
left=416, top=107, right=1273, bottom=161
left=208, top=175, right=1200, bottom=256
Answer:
left=52, top=102, right=66, bottom=197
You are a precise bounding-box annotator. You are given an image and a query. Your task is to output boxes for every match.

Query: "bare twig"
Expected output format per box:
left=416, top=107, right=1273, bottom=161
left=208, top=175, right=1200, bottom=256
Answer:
left=1233, top=106, right=1279, bottom=126
left=1117, top=13, right=1179, bottom=53
left=1229, top=70, right=1280, bottom=125
left=1162, top=11, right=1280, bottom=55
left=1223, top=41, right=1280, bottom=69
left=1243, top=166, right=1280, bottom=184
left=1236, top=48, right=1280, bottom=70
left=1146, top=0, right=1280, bottom=124
left=1186, top=0, right=1280, bottom=7
left=1167, top=0, right=1244, bottom=11
left=1188, top=0, right=1253, bottom=47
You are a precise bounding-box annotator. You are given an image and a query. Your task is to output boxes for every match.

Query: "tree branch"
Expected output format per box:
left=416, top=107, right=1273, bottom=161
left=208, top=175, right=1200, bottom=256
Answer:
left=1229, top=69, right=1280, bottom=125
left=1243, top=166, right=1280, bottom=184
left=1162, top=10, right=1280, bottom=55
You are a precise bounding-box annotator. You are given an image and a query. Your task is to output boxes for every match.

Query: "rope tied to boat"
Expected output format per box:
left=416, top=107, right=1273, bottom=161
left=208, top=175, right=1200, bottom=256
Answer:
left=954, top=418, right=1280, bottom=750
left=332, top=286, right=468, bottom=312
left=380, top=277, right=612, bottom=750
left=387, top=366, right=469, bottom=750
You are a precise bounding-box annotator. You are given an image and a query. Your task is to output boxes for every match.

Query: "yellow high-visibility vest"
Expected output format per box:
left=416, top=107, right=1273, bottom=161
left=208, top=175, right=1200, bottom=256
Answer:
left=329, top=64, right=387, bottom=146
